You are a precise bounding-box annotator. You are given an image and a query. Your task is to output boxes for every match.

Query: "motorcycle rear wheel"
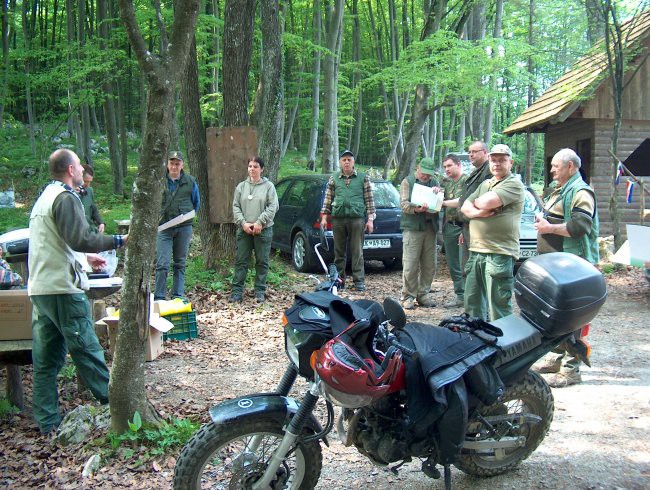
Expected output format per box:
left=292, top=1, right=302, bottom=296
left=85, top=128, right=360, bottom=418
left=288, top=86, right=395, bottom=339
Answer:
left=455, top=370, right=554, bottom=477
left=173, top=417, right=322, bottom=489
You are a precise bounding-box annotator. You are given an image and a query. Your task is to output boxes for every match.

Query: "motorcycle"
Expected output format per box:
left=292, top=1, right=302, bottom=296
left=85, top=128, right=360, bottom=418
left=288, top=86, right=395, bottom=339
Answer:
left=174, top=235, right=606, bottom=490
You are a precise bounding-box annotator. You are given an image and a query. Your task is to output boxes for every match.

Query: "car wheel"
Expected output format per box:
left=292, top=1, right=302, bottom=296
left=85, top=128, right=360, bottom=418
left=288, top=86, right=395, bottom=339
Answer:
left=292, top=232, right=314, bottom=272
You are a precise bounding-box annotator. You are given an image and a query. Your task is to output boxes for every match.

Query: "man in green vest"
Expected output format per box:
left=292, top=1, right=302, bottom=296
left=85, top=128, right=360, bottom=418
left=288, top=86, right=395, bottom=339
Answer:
left=320, top=150, right=376, bottom=291
left=79, top=164, right=105, bottom=233
left=155, top=151, right=200, bottom=300
left=533, top=148, right=600, bottom=388
left=399, top=157, right=439, bottom=309
left=441, top=154, right=468, bottom=308
left=461, top=144, right=525, bottom=321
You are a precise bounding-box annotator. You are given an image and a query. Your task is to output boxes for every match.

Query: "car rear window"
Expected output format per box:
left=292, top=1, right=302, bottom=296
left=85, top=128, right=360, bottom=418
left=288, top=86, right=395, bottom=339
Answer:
left=370, top=182, right=400, bottom=209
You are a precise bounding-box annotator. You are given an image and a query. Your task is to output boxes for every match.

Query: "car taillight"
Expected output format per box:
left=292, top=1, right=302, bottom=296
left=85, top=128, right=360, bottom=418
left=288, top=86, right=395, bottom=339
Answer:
left=314, top=220, right=332, bottom=230
left=580, top=323, right=590, bottom=338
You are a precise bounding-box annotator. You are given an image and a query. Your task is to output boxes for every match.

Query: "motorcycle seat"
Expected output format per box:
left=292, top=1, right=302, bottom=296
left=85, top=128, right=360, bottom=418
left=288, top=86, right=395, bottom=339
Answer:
left=490, top=314, right=543, bottom=366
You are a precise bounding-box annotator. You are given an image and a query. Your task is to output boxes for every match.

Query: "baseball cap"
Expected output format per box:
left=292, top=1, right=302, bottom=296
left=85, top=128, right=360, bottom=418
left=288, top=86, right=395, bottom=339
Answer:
left=168, top=151, right=184, bottom=161
left=489, top=144, right=512, bottom=157
left=339, top=149, right=355, bottom=159
left=418, top=157, right=436, bottom=175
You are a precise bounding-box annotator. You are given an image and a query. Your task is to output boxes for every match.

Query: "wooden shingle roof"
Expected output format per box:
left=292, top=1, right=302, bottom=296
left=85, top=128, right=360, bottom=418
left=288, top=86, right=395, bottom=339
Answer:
left=504, top=10, right=650, bottom=135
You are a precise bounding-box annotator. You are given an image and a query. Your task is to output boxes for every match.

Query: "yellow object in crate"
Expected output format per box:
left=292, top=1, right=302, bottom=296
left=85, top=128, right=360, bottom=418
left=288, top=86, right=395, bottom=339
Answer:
left=155, top=298, right=193, bottom=316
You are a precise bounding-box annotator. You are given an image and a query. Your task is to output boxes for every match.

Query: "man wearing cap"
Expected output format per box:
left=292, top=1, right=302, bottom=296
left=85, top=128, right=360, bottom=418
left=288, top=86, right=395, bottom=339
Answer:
left=460, top=144, right=525, bottom=321
left=155, top=151, right=200, bottom=300
left=532, top=148, right=599, bottom=387
left=320, top=150, right=376, bottom=291
left=399, top=158, right=440, bottom=309
left=441, top=154, right=468, bottom=308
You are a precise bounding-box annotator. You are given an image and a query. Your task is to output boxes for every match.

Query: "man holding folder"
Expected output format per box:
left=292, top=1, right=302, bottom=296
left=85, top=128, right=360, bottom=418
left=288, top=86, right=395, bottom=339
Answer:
left=155, top=151, right=200, bottom=300
left=399, top=157, right=440, bottom=309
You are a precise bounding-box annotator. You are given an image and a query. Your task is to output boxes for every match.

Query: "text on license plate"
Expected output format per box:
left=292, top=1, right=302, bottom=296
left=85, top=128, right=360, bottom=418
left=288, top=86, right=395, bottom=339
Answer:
left=520, top=249, right=538, bottom=258
left=364, top=239, right=391, bottom=249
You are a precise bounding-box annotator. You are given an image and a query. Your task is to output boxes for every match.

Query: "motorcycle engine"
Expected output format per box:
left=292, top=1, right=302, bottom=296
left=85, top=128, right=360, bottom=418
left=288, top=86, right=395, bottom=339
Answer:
left=350, top=400, right=410, bottom=464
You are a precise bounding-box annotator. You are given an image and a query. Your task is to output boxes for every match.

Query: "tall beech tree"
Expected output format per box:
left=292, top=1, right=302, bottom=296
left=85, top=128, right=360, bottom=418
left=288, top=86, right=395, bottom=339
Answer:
left=109, top=0, right=199, bottom=432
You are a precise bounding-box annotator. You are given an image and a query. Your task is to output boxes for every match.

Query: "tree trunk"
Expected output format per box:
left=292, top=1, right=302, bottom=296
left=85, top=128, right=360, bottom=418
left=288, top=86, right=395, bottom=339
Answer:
left=306, top=0, right=321, bottom=168
left=179, top=38, right=215, bottom=264
left=78, top=0, right=93, bottom=165
left=257, top=0, right=284, bottom=182
left=0, top=0, right=9, bottom=125
left=111, top=0, right=199, bottom=433
left=98, top=0, right=123, bottom=194
left=201, top=0, right=255, bottom=267
left=484, top=0, right=503, bottom=146
left=21, top=0, right=36, bottom=156
left=320, top=0, right=344, bottom=173
left=524, top=0, right=535, bottom=186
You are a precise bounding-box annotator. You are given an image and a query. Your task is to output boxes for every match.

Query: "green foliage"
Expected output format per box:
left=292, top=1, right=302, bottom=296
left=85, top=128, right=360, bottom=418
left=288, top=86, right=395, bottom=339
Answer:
left=0, top=398, right=20, bottom=419
left=103, top=411, right=199, bottom=460
left=57, top=357, right=77, bottom=381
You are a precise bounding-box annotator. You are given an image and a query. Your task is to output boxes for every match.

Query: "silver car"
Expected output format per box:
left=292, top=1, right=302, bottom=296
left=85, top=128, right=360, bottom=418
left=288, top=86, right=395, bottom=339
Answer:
left=518, top=186, right=543, bottom=265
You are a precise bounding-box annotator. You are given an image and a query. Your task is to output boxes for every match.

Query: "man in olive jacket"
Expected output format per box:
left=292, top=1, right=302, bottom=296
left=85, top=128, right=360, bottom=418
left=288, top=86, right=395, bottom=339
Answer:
left=28, top=148, right=127, bottom=434
left=399, top=157, right=439, bottom=309
left=155, top=151, right=200, bottom=300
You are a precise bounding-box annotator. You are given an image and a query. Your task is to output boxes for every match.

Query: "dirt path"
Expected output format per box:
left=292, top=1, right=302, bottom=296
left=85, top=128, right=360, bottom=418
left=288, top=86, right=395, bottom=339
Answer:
left=1, top=261, right=649, bottom=489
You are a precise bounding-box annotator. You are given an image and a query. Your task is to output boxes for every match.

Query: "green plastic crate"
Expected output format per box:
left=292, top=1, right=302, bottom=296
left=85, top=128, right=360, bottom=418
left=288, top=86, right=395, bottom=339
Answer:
left=162, top=311, right=198, bottom=341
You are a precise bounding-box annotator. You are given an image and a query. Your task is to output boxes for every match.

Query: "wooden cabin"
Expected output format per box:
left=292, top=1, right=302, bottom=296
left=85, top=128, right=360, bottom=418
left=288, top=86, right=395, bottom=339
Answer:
left=504, top=11, right=650, bottom=236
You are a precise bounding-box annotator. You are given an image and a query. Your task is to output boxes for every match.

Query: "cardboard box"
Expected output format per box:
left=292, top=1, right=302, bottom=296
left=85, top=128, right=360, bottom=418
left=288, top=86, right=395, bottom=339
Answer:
left=0, top=289, right=33, bottom=341
left=99, top=306, right=173, bottom=362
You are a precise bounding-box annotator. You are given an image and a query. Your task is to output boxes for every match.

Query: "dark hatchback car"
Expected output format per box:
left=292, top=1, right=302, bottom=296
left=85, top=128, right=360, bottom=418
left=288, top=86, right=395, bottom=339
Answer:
left=272, top=174, right=403, bottom=272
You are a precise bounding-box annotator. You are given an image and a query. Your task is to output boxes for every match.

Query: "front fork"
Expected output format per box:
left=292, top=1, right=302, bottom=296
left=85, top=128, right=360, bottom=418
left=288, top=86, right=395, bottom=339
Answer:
left=244, top=363, right=300, bottom=456
left=253, top=382, right=321, bottom=490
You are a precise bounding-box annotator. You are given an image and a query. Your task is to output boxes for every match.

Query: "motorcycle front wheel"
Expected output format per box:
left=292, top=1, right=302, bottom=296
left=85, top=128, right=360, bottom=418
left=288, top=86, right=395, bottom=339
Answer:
left=173, top=417, right=322, bottom=489
left=455, top=370, right=554, bottom=477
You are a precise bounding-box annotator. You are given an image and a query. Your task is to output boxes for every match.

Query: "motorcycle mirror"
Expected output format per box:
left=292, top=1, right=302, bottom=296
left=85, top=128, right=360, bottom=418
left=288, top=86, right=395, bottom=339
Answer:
left=383, top=297, right=406, bottom=330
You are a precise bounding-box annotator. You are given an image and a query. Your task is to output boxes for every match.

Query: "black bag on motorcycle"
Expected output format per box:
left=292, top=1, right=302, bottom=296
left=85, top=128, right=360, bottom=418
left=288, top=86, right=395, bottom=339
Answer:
left=514, top=252, right=606, bottom=336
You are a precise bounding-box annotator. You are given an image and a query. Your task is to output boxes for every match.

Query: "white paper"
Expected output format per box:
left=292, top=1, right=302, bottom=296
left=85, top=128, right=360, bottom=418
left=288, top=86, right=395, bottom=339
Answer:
left=410, top=183, right=443, bottom=212
left=611, top=240, right=632, bottom=266
left=158, top=210, right=196, bottom=232
left=626, top=224, right=650, bottom=266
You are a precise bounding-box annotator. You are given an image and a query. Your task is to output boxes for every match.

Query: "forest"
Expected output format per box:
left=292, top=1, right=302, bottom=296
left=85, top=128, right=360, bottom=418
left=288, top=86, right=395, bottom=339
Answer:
left=1, top=0, right=641, bottom=189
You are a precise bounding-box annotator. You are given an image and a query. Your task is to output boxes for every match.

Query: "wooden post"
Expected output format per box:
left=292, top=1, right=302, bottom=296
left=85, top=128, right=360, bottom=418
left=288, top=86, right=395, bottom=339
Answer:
left=5, top=365, right=24, bottom=410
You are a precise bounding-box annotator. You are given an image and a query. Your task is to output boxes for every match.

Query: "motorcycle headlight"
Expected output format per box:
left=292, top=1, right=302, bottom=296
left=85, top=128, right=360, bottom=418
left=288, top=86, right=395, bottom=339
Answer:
left=284, top=325, right=311, bottom=367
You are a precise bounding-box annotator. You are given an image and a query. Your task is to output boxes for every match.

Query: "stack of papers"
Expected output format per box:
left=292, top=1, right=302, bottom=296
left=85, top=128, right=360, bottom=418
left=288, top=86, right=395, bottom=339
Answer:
left=410, top=183, right=444, bottom=212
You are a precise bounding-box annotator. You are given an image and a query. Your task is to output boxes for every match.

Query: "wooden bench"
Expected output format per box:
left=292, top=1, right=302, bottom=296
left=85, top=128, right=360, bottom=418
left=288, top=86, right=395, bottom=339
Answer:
left=0, top=340, right=32, bottom=410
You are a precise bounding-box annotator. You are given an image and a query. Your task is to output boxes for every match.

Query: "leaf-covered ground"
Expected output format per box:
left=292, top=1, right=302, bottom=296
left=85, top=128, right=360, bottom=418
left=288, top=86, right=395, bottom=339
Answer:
left=1, top=259, right=649, bottom=489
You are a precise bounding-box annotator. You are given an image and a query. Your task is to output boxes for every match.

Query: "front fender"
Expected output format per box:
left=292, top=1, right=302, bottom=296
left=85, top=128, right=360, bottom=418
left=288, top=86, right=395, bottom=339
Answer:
left=208, top=393, right=328, bottom=446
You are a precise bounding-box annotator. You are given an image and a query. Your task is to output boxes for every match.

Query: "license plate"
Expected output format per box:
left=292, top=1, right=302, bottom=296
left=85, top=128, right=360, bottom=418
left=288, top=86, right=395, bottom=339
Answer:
left=520, top=249, right=538, bottom=258
left=364, top=239, right=391, bottom=249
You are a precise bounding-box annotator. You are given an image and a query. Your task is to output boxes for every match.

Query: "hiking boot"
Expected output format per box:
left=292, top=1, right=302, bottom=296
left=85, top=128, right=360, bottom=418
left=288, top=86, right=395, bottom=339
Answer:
left=228, top=293, right=243, bottom=303
left=402, top=297, right=415, bottom=310
left=353, top=283, right=366, bottom=292
left=545, top=371, right=582, bottom=388
left=416, top=296, right=436, bottom=308
left=255, top=291, right=265, bottom=303
left=532, top=355, right=562, bottom=374
left=443, top=296, right=464, bottom=308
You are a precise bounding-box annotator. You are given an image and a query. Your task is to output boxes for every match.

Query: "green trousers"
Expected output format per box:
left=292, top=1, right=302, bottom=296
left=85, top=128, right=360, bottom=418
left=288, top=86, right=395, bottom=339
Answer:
left=332, top=217, right=366, bottom=284
left=401, top=227, right=436, bottom=301
left=31, top=293, right=109, bottom=433
left=443, top=222, right=465, bottom=299
left=464, top=252, right=514, bottom=321
left=232, top=226, right=273, bottom=295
